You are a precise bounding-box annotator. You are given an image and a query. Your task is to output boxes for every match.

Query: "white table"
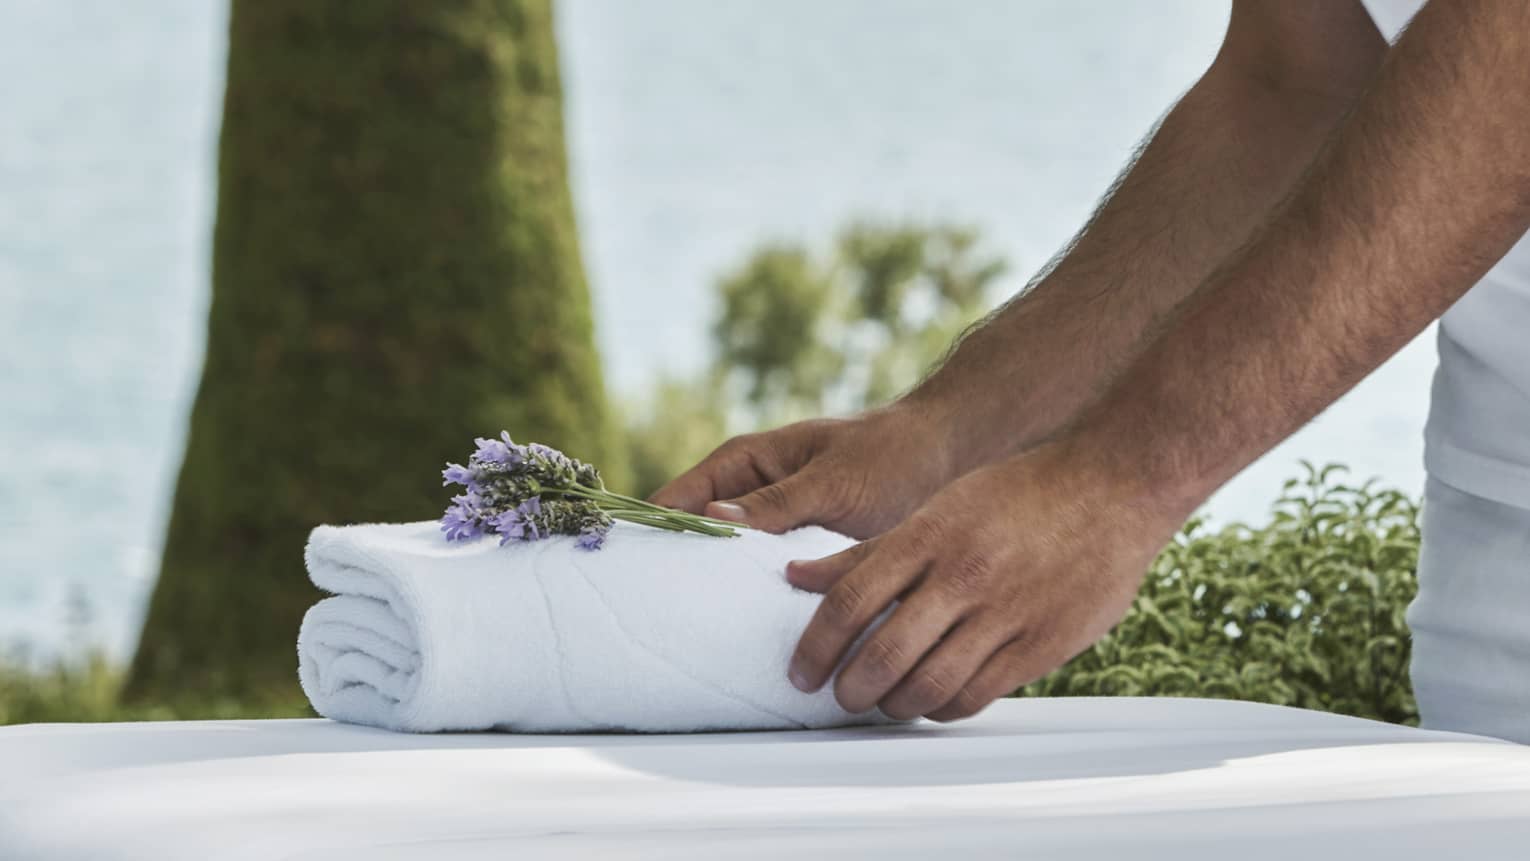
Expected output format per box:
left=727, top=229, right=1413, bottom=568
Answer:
left=3, top=697, right=1529, bottom=860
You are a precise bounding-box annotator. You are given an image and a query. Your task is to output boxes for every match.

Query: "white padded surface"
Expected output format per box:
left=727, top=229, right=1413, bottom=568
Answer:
left=3, top=697, right=1530, bottom=859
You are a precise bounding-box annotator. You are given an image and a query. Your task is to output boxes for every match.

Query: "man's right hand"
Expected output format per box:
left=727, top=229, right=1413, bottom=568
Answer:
left=648, top=406, right=955, bottom=539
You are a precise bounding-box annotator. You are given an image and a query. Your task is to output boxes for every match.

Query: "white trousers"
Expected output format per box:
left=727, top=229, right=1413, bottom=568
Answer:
left=1411, top=477, right=1530, bottom=743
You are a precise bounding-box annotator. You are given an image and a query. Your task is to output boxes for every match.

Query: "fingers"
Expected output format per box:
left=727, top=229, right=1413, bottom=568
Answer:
left=705, top=470, right=828, bottom=534
left=831, top=593, right=964, bottom=714
left=787, top=532, right=930, bottom=694
left=876, top=623, right=1011, bottom=720
left=925, top=639, right=1035, bottom=723
left=784, top=540, right=872, bottom=594
left=648, top=439, right=772, bottom=514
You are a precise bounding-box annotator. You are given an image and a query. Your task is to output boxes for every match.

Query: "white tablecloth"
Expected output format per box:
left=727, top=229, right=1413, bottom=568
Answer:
left=3, top=697, right=1529, bottom=860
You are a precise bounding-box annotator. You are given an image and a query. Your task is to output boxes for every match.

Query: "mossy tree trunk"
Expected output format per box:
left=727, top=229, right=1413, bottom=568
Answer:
left=125, top=0, right=618, bottom=708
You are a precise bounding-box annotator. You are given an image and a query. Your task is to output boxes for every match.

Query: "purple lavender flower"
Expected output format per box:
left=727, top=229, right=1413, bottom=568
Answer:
left=473, top=431, right=529, bottom=468
left=440, top=502, right=481, bottom=542
left=491, top=508, right=524, bottom=545
left=576, top=524, right=609, bottom=551
left=441, top=462, right=477, bottom=488
left=489, top=498, right=543, bottom=545
left=515, top=497, right=542, bottom=540
left=472, top=436, right=512, bottom=465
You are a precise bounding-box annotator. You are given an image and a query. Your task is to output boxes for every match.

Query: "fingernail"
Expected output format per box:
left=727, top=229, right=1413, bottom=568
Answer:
left=788, top=663, right=811, bottom=692
left=707, top=501, right=747, bottom=522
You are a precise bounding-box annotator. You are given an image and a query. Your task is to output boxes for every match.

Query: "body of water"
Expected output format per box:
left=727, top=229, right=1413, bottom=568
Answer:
left=0, top=0, right=1435, bottom=660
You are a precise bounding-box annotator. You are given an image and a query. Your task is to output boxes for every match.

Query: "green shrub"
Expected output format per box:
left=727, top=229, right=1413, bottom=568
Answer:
left=0, top=652, right=309, bottom=725
left=1023, top=463, right=1420, bottom=725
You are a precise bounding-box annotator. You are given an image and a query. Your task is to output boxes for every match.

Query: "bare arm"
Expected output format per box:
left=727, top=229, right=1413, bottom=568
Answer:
left=786, top=0, right=1530, bottom=722
left=653, top=0, right=1387, bottom=535
left=911, top=0, right=1387, bottom=475
left=1066, top=0, right=1530, bottom=516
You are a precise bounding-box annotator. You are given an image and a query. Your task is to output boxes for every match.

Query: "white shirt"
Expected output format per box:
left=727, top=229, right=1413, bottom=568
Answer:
left=1363, top=0, right=1530, bottom=509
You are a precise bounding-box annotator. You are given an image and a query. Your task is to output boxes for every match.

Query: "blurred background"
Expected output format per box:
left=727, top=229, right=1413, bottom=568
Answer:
left=0, top=0, right=1429, bottom=721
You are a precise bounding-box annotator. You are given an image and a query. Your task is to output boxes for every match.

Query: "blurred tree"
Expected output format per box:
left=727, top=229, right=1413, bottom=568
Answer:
left=125, top=0, right=619, bottom=707
left=625, top=222, right=1007, bottom=497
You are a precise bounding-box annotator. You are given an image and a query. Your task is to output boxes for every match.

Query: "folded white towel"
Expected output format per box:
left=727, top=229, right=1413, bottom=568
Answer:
left=297, top=520, right=893, bottom=733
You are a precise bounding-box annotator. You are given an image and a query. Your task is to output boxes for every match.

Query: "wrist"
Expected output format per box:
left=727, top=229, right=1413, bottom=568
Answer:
left=863, top=398, right=962, bottom=490
left=897, top=380, right=1045, bottom=480
left=1042, top=421, right=1211, bottom=535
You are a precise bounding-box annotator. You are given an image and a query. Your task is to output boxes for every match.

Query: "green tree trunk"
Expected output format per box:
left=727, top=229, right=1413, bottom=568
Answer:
left=125, top=0, right=619, bottom=708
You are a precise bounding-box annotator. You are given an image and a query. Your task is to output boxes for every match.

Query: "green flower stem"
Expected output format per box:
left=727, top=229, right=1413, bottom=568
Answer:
left=604, top=513, right=689, bottom=533
left=578, top=485, right=740, bottom=522
left=600, top=504, right=736, bottom=532
left=603, top=509, right=738, bottom=537
left=593, top=489, right=746, bottom=528
left=554, top=484, right=748, bottom=536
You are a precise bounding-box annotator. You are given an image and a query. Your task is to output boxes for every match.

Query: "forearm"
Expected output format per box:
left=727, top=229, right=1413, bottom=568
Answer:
left=1064, top=0, right=1530, bottom=519
left=907, top=51, right=1364, bottom=476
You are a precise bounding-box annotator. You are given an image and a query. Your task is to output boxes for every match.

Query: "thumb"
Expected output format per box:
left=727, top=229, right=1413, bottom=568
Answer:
left=706, top=472, right=826, bottom=534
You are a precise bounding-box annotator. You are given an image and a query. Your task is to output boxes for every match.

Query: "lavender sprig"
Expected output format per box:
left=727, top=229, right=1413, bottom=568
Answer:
left=440, top=432, right=744, bottom=549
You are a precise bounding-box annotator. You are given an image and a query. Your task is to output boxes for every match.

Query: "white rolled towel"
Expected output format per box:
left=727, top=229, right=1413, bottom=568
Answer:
left=297, top=520, right=894, bottom=733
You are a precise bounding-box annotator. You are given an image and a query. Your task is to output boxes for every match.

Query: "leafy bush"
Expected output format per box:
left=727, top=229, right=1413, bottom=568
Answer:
left=1024, top=463, right=1420, bottom=724
left=0, top=651, right=122, bottom=725
left=0, top=650, right=310, bottom=725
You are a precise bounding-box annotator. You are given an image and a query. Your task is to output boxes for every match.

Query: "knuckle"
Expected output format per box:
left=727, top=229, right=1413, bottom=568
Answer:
left=751, top=481, right=791, bottom=514
left=759, top=426, right=800, bottom=461
left=902, top=512, right=952, bottom=557
left=948, top=687, right=988, bottom=718
left=804, top=466, right=858, bottom=522
left=901, top=668, right=953, bottom=711
left=941, top=553, right=995, bottom=600
left=997, top=644, right=1043, bottom=691
left=712, top=434, right=751, bottom=460
left=757, top=424, right=819, bottom=478
left=819, top=579, right=869, bottom=629
left=792, top=418, right=837, bottom=454
left=858, top=638, right=906, bottom=685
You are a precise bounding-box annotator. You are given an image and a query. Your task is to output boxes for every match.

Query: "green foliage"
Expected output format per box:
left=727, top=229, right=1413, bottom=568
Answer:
left=713, top=245, right=842, bottom=408
left=716, top=221, right=1004, bottom=422
left=624, top=221, right=1005, bottom=497
left=0, top=652, right=309, bottom=725
left=1024, top=463, right=1420, bottom=724
left=127, top=0, right=619, bottom=707
left=0, top=652, right=122, bottom=725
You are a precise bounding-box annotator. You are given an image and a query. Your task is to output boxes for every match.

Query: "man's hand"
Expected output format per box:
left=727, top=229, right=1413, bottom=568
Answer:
left=776, top=0, right=1530, bottom=726
left=648, top=405, right=955, bottom=539
left=783, top=442, right=1183, bottom=721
